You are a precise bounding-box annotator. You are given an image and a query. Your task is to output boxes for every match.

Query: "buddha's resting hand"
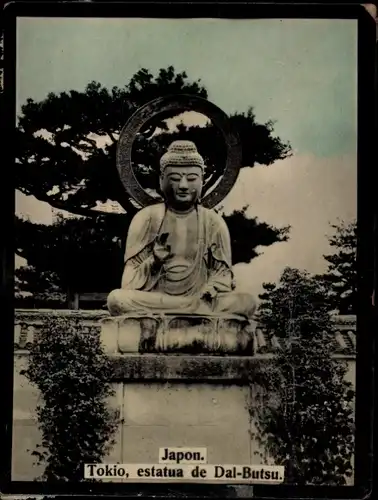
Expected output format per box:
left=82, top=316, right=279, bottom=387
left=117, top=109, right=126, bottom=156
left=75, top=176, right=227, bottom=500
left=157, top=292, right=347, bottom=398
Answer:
left=200, top=285, right=217, bottom=303
left=153, top=232, right=173, bottom=264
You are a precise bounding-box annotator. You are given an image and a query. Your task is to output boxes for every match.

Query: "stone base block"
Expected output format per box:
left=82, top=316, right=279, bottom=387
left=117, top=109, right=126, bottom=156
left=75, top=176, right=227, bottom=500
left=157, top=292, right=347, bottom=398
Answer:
left=105, top=381, right=264, bottom=468
left=100, top=314, right=256, bottom=355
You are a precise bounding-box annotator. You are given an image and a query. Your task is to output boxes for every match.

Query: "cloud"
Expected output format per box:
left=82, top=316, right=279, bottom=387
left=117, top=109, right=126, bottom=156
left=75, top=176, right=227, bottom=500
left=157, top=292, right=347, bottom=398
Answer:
left=222, top=153, right=357, bottom=298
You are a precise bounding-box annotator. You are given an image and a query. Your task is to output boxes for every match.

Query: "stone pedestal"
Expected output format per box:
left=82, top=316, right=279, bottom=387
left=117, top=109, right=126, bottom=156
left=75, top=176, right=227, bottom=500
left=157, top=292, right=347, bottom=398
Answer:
left=99, top=313, right=266, bottom=490
left=100, top=313, right=256, bottom=355
left=103, top=354, right=268, bottom=483
left=99, top=314, right=264, bottom=492
left=109, top=380, right=255, bottom=464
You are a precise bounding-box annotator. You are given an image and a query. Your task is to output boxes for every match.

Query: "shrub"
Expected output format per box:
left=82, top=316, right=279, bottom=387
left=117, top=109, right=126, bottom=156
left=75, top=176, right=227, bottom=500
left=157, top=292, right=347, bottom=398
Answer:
left=21, top=315, right=119, bottom=482
left=251, top=268, right=355, bottom=485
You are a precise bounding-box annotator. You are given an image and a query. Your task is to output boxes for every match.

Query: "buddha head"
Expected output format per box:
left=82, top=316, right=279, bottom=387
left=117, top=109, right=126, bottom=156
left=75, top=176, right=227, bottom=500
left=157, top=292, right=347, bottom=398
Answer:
left=159, top=140, right=205, bottom=211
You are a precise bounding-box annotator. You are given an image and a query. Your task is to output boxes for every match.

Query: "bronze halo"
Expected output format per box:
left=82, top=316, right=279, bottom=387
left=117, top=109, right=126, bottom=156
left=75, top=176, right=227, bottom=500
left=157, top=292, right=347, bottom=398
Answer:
left=116, top=94, right=242, bottom=209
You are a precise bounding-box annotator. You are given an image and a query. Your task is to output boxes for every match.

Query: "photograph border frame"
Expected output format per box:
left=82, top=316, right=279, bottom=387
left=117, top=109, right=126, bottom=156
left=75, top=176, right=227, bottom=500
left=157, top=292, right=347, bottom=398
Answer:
left=1, top=2, right=376, bottom=498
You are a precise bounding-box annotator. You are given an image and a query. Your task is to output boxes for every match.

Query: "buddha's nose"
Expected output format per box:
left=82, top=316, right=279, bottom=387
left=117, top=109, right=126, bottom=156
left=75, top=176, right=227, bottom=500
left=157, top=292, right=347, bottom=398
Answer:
left=178, top=178, right=189, bottom=190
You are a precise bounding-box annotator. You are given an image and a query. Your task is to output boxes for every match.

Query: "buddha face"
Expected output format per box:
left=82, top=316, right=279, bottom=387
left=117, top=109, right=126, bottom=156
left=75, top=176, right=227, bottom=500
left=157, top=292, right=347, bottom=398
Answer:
left=160, top=166, right=203, bottom=210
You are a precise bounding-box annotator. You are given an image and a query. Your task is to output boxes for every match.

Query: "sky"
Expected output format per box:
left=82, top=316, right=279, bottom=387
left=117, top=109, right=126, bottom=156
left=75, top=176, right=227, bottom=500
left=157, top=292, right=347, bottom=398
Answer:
left=15, top=17, right=358, bottom=298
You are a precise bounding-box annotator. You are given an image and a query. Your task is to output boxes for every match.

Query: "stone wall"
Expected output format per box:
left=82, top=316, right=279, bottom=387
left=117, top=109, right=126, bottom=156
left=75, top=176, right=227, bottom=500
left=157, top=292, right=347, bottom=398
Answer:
left=14, top=309, right=357, bottom=354
left=12, top=309, right=356, bottom=483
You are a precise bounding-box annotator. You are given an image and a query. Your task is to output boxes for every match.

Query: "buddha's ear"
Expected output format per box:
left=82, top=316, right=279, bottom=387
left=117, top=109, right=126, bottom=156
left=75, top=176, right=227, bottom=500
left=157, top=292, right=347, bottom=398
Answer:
left=159, top=173, right=164, bottom=193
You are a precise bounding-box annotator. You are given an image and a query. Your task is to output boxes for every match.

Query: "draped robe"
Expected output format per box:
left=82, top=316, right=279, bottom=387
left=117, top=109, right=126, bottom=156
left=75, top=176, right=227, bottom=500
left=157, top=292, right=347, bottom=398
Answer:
left=108, top=203, right=255, bottom=317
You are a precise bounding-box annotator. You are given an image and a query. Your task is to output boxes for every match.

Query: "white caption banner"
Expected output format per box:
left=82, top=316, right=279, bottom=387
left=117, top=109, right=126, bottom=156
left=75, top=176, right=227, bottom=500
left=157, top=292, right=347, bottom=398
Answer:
left=84, top=464, right=285, bottom=483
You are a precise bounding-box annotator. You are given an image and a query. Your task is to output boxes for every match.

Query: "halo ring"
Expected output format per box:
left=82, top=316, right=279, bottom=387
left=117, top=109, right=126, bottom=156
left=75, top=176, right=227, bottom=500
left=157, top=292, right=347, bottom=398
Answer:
left=116, top=94, right=242, bottom=209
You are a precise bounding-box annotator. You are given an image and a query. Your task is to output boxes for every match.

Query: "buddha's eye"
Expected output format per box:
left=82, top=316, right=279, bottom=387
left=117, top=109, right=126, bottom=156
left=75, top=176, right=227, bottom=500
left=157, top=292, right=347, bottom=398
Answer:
left=187, top=175, right=199, bottom=182
left=169, top=176, right=181, bottom=182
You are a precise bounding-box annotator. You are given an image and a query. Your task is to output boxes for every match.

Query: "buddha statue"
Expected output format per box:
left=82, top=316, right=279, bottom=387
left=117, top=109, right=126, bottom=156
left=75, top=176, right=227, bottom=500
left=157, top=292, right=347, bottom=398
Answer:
left=107, top=140, right=256, bottom=319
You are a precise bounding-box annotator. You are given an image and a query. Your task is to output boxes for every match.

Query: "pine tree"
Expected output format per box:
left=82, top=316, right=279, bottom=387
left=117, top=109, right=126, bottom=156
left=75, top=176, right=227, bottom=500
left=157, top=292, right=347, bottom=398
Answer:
left=320, top=220, right=357, bottom=315
left=16, top=67, right=292, bottom=301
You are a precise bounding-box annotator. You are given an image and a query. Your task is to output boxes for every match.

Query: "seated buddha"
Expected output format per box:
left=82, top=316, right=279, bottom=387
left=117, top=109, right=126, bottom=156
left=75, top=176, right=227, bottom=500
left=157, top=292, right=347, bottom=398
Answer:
left=107, top=140, right=256, bottom=319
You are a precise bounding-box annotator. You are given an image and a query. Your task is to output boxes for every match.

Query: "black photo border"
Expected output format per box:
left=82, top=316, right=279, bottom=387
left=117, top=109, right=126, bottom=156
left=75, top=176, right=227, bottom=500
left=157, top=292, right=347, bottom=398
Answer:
left=1, top=2, right=376, bottom=499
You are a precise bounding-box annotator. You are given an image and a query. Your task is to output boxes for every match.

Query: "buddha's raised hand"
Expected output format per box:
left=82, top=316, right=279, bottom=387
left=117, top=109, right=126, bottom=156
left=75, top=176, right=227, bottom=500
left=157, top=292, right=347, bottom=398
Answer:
left=153, top=232, right=173, bottom=263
